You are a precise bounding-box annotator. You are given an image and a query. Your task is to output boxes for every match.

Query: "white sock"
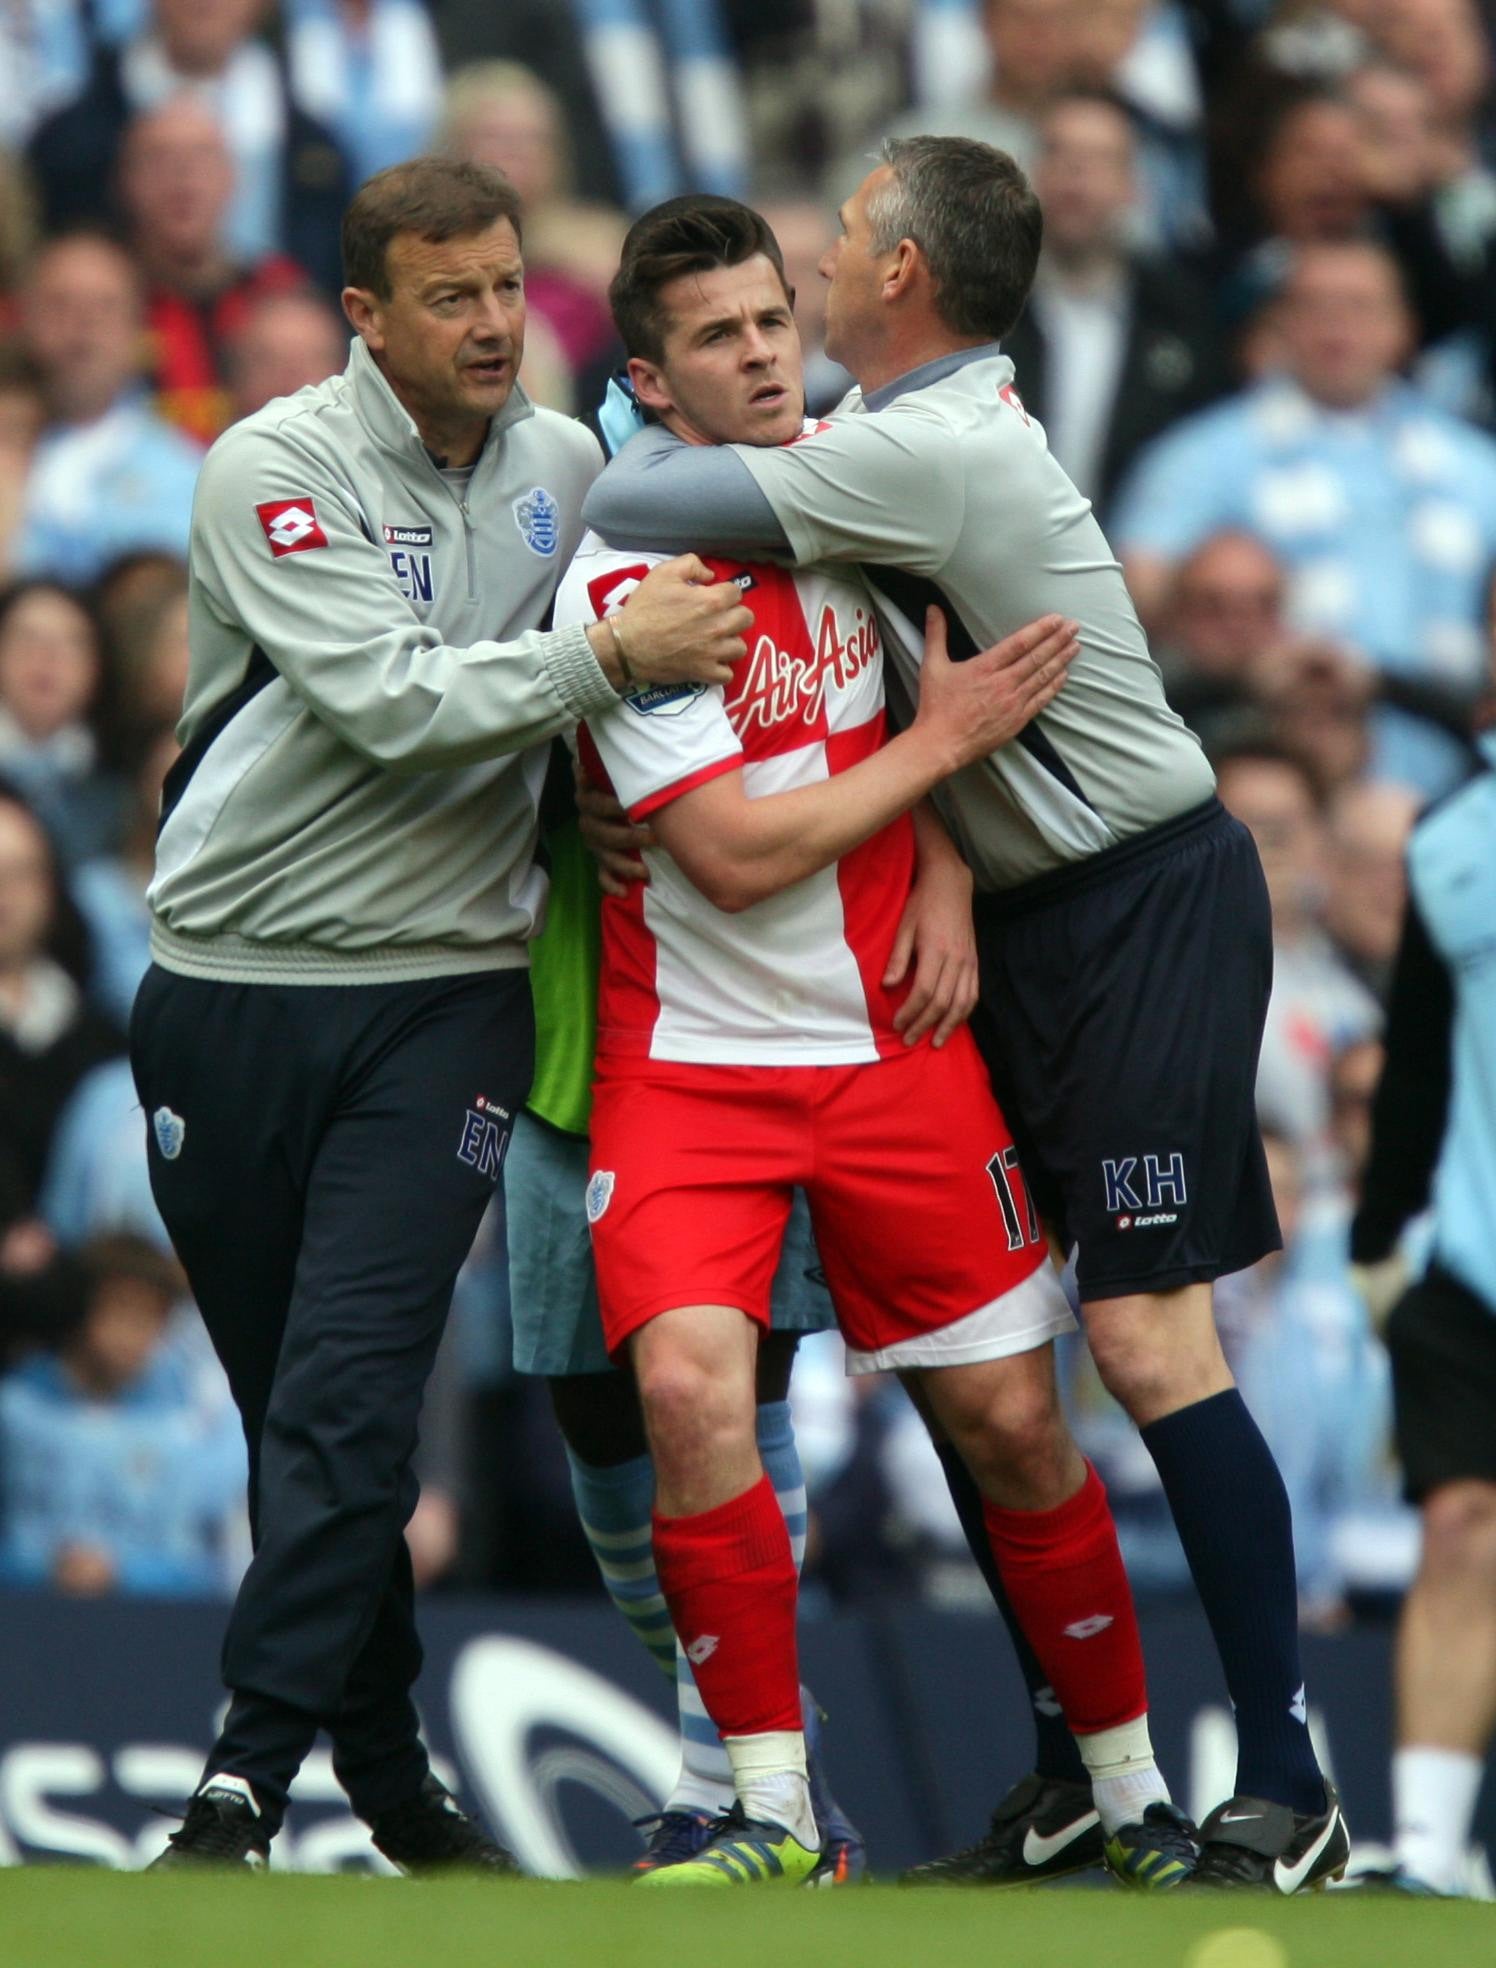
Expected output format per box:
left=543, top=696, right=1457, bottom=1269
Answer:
left=1076, top=1716, right=1171, bottom=1836
left=1394, top=1745, right=1483, bottom=1892
left=724, top=1731, right=817, bottom=1850
left=667, top=1643, right=736, bottom=1816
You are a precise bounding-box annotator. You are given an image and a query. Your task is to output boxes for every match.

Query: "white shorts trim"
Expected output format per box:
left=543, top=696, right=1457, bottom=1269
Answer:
left=843, top=1261, right=1077, bottom=1376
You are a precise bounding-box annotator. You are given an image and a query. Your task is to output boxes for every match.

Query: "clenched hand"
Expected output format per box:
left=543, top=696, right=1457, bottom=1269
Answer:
left=592, top=555, right=753, bottom=691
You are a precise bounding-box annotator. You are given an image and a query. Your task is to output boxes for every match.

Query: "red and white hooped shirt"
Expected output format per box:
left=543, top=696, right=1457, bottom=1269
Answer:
left=554, top=534, right=916, bottom=1066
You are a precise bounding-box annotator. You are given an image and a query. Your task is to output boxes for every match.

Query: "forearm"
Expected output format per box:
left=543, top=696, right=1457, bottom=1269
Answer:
left=582, top=428, right=790, bottom=556
left=663, top=724, right=957, bottom=912
left=243, top=613, right=620, bottom=771
left=911, top=797, right=972, bottom=886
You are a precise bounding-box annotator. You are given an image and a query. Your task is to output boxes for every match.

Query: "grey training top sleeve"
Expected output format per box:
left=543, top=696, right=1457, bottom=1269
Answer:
left=581, top=424, right=790, bottom=556
left=732, top=403, right=962, bottom=577
left=195, top=423, right=618, bottom=769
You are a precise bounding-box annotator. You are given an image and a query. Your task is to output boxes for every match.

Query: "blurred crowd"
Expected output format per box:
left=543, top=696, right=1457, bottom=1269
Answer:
left=2, top=0, right=1494, bottom=1623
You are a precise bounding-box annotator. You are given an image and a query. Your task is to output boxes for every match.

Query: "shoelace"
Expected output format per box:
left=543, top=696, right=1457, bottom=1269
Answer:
left=632, top=1811, right=712, bottom=1868
left=702, top=1802, right=752, bottom=1842
left=1193, top=1838, right=1268, bottom=1885
left=1116, top=1809, right=1197, bottom=1863
left=169, top=1797, right=258, bottom=1860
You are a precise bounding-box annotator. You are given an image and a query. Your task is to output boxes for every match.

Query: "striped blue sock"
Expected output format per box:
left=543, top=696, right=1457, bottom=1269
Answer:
left=569, top=1407, right=810, bottom=1816
left=565, top=1447, right=676, bottom=1679
left=755, top=1400, right=808, bottom=1569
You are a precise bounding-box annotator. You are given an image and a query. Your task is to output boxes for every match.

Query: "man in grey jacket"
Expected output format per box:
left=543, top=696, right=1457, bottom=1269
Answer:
left=582, top=139, right=1346, bottom=1893
left=132, top=156, right=752, bottom=1872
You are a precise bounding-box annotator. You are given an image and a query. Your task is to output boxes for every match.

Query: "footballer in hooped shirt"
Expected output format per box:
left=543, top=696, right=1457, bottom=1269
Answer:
left=546, top=194, right=1193, bottom=1891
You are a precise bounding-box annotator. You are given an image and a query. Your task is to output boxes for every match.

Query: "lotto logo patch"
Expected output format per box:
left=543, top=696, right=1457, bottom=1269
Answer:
left=586, top=565, right=649, bottom=619
left=685, top=1634, right=719, bottom=1666
left=1063, top=1614, right=1114, bottom=1641
left=256, top=496, right=328, bottom=557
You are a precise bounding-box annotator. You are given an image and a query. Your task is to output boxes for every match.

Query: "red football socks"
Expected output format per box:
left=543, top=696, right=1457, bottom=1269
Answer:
left=653, top=1473, right=802, bottom=1737
left=983, top=1460, right=1148, bottom=1735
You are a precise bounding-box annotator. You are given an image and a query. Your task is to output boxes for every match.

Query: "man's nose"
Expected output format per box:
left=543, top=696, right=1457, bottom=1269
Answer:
left=817, top=246, right=836, bottom=282
left=473, top=291, right=516, bottom=340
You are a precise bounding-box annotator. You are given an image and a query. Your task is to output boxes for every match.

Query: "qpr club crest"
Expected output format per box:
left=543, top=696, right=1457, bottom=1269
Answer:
left=152, top=1107, right=186, bottom=1160
left=585, top=1170, right=615, bottom=1223
left=514, top=486, right=560, bottom=557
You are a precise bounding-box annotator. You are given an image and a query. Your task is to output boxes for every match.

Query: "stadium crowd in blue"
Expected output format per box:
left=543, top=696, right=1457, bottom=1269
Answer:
left=0, top=0, right=1492, bottom=1625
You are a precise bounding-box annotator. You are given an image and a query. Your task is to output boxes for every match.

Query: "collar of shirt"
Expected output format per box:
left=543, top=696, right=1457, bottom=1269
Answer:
left=862, top=341, right=1007, bottom=412
left=345, top=333, right=536, bottom=477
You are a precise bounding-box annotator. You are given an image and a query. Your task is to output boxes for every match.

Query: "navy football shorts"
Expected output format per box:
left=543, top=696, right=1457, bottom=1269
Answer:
left=971, top=797, right=1281, bottom=1301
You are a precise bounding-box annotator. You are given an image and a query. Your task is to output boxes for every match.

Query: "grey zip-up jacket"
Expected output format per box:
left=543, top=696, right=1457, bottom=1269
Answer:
left=148, top=337, right=618, bottom=985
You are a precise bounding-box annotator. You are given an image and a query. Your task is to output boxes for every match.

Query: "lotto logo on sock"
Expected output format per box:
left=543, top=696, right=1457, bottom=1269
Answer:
left=685, top=1634, right=719, bottom=1666
left=1063, top=1615, right=1115, bottom=1641
left=1290, top=1683, right=1308, bottom=1723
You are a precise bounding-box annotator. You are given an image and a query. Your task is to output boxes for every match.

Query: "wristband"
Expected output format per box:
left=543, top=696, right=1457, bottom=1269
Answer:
left=608, top=612, right=637, bottom=688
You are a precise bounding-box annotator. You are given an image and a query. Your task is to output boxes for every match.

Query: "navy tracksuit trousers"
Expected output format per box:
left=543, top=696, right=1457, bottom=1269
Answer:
left=130, top=964, right=532, bottom=1831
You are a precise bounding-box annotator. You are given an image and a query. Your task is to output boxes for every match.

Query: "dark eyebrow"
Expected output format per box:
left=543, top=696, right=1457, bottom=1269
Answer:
left=692, top=312, right=742, bottom=341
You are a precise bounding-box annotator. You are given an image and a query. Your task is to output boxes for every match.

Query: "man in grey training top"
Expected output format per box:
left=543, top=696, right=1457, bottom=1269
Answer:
left=583, top=136, right=1347, bottom=1895
left=132, top=156, right=753, bottom=1871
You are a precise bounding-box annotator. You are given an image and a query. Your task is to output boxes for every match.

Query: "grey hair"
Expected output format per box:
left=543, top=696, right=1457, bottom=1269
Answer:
left=866, top=135, right=1043, bottom=342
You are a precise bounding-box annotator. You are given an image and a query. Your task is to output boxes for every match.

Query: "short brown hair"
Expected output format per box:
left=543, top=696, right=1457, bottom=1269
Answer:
left=609, top=195, right=787, bottom=365
left=341, top=157, right=523, bottom=297
left=870, top=136, right=1042, bottom=342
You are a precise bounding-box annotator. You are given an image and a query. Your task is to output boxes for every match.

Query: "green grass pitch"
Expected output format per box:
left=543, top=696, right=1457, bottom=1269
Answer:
left=2, top=1874, right=1490, bottom=1968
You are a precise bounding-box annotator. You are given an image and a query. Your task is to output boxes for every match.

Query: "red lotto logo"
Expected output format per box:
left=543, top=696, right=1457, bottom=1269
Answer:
left=586, top=565, right=649, bottom=618
left=256, top=496, right=329, bottom=558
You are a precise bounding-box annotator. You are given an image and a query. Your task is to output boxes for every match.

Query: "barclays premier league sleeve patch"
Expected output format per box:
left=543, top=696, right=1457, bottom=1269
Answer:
left=256, top=496, right=329, bottom=558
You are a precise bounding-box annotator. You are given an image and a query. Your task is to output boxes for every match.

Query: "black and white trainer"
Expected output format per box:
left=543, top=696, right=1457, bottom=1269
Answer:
left=148, top=1775, right=270, bottom=1871
left=901, top=1773, right=1103, bottom=1886
left=369, top=1774, right=519, bottom=1876
left=1187, top=1782, right=1350, bottom=1894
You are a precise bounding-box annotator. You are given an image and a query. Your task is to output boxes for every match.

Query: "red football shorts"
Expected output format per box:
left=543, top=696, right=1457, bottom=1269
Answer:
left=586, top=1028, right=1076, bottom=1369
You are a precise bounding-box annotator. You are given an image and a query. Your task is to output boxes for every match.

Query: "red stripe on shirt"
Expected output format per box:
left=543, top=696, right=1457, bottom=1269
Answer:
left=825, top=710, right=919, bottom=1059
left=629, top=753, right=743, bottom=821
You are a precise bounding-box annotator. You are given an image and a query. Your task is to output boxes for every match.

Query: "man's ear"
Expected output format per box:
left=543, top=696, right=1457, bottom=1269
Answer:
left=881, top=237, right=921, bottom=304
left=343, top=286, right=385, bottom=351
left=627, top=354, right=675, bottom=418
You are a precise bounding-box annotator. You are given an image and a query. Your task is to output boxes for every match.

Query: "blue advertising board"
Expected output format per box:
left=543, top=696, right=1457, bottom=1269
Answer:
left=0, top=1592, right=1489, bottom=1876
